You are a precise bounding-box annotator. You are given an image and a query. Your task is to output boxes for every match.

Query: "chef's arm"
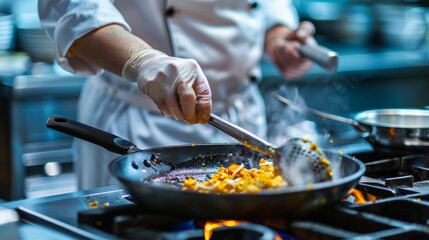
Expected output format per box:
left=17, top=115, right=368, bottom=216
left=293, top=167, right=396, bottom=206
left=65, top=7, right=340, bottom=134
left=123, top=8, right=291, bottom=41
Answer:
left=66, top=24, right=211, bottom=124
left=66, top=24, right=151, bottom=76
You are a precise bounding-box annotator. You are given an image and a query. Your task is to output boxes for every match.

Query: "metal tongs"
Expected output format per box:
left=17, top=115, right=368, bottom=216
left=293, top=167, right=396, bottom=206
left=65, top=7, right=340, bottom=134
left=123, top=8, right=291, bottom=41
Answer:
left=208, top=114, right=332, bottom=184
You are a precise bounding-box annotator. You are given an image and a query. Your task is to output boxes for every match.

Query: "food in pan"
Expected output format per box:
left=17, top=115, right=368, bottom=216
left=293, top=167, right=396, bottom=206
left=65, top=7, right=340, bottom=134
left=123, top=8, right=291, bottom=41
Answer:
left=182, top=139, right=332, bottom=194
left=182, top=158, right=289, bottom=194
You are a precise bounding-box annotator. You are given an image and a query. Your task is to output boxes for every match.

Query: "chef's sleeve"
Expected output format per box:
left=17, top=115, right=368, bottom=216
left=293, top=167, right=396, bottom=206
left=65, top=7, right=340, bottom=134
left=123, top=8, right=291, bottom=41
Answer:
left=261, top=0, right=299, bottom=31
left=38, top=0, right=131, bottom=75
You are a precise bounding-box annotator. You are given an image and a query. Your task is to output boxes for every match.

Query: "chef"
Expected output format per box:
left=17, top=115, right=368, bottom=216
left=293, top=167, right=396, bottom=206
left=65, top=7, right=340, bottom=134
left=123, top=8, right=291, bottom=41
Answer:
left=38, top=0, right=315, bottom=190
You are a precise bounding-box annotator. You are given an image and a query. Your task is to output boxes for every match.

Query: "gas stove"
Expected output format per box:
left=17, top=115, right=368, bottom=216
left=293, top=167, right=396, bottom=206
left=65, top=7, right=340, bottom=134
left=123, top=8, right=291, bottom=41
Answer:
left=4, top=141, right=429, bottom=240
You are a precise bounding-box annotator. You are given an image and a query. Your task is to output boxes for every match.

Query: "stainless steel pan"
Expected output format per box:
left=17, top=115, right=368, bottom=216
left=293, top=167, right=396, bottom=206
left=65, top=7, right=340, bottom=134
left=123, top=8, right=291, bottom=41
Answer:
left=274, top=93, right=429, bottom=153
left=46, top=116, right=365, bottom=219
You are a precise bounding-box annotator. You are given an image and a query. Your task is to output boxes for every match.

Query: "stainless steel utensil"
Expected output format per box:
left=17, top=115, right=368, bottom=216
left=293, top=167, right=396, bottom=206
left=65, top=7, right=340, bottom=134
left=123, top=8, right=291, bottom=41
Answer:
left=298, top=43, right=338, bottom=72
left=209, top=114, right=332, bottom=184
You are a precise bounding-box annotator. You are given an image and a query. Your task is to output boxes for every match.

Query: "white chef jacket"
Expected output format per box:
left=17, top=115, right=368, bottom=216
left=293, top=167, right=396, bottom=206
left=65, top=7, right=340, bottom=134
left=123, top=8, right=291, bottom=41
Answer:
left=38, top=0, right=299, bottom=190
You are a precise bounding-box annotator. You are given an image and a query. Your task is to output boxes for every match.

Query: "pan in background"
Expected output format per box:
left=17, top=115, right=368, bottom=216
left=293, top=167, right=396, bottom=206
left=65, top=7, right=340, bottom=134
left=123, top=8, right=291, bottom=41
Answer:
left=353, top=109, right=429, bottom=152
left=274, top=94, right=429, bottom=153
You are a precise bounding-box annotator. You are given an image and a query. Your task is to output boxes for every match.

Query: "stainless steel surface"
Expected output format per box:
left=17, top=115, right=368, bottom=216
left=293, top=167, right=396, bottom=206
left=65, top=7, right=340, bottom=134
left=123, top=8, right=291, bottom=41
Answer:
left=273, top=93, right=429, bottom=152
left=11, top=75, right=87, bottom=99
left=209, top=114, right=332, bottom=183
left=355, top=109, right=429, bottom=127
left=0, top=185, right=125, bottom=240
left=298, top=43, right=338, bottom=72
left=0, top=207, right=20, bottom=240
left=17, top=189, right=130, bottom=240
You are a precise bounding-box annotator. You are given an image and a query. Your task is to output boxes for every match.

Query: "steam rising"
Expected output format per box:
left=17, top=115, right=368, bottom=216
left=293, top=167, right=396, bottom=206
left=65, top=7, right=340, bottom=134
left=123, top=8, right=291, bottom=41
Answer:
left=265, top=84, right=347, bottom=186
left=266, top=85, right=319, bottom=146
left=265, top=73, right=354, bottom=150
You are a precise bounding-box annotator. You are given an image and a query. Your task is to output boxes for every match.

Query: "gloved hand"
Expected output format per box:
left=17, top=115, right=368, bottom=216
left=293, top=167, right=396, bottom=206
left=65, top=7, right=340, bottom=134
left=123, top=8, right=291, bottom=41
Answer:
left=122, top=48, right=212, bottom=124
left=265, top=21, right=315, bottom=80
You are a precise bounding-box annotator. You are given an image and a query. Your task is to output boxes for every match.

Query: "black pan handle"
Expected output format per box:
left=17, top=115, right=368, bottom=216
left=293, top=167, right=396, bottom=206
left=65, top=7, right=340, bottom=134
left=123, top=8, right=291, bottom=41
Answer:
left=46, top=116, right=137, bottom=155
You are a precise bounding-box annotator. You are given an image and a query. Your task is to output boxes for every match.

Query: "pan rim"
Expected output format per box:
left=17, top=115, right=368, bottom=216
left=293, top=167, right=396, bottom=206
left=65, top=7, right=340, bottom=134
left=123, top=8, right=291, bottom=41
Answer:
left=109, top=144, right=366, bottom=197
left=354, top=108, right=429, bottom=129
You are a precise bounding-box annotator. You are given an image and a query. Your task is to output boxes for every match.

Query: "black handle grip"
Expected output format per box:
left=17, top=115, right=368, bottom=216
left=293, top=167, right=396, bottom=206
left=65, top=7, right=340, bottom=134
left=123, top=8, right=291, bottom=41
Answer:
left=46, top=116, right=137, bottom=155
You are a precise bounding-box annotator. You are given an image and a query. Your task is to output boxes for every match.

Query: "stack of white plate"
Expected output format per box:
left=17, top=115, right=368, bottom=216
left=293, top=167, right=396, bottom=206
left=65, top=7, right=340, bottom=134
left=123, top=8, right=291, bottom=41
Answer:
left=16, top=13, right=55, bottom=63
left=0, top=13, right=14, bottom=52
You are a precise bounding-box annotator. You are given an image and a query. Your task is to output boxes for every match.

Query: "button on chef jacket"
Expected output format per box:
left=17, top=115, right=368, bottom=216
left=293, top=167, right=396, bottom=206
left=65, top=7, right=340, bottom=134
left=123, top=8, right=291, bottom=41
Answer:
left=38, top=0, right=299, bottom=190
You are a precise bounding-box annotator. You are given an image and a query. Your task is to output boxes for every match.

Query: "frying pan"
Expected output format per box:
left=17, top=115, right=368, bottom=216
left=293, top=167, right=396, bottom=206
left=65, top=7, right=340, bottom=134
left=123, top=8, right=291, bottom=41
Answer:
left=274, top=94, right=429, bottom=153
left=46, top=116, right=365, bottom=219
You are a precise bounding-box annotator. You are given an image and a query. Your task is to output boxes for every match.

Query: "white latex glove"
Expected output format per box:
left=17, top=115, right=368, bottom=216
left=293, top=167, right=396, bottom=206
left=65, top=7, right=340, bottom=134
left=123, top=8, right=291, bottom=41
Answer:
left=265, top=21, right=315, bottom=80
left=122, top=49, right=212, bottom=124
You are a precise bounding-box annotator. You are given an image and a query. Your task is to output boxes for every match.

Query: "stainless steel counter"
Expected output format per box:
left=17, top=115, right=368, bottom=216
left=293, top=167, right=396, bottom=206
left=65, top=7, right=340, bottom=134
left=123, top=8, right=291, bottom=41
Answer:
left=0, top=185, right=122, bottom=240
left=4, top=74, right=87, bottom=99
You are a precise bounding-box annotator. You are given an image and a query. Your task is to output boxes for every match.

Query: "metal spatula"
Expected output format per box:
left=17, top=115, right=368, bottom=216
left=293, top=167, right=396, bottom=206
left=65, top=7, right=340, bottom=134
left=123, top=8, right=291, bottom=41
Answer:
left=209, top=114, right=332, bottom=184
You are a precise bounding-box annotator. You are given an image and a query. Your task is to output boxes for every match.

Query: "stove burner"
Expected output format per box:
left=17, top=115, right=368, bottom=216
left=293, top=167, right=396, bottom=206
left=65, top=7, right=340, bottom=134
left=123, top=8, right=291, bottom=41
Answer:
left=355, top=154, right=429, bottom=199
left=78, top=204, right=193, bottom=236
left=77, top=204, right=279, bottom=240
left=293, top=197, right=429, bottom=239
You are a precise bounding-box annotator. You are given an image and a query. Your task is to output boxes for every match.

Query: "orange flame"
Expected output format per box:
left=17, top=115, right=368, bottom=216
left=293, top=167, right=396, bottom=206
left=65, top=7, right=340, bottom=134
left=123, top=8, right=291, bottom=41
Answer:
left=204, top=220, right=284, bottom=240
left=204, top=220, right=244, bottom=240
left=347, top=188, right=377, bottom=204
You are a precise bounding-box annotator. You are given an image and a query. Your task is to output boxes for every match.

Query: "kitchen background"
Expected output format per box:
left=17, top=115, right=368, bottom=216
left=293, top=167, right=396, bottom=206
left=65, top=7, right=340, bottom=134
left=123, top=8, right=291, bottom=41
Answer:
left=0, top=0, right=428, bottom=202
